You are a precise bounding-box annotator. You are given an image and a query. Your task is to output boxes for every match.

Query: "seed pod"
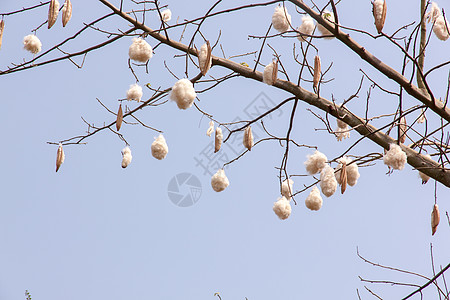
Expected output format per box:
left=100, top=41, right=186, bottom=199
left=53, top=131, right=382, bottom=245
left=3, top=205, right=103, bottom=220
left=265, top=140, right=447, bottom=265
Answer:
left=263, top=59, right=278, bottom=85
left=206, top=120, right=214, bottom=137
left=313, top=55, right=321, bottom=92
left=48, top=0, right=60, bottom=29
left=214, top=127, right=223, bottom=153
left=417, top=109, right=426, bottom=124
left=340, top=162, right=347, bottom=194
left=198, top=41, right=212, bottom=76
left=372, top=0, right=387, bottom=34
left=399, top=116, right=407, bottom=144
left=116, top=103, right=123, bottom=131
left=0, top=20, right=4, bottom=50
left=62, top=0, right=72, bottom=27
left=243, top=126, right=253, bottom=151
left=431, top=204, right=440, bottom=236
left=56, top=143, right=65, bottom=172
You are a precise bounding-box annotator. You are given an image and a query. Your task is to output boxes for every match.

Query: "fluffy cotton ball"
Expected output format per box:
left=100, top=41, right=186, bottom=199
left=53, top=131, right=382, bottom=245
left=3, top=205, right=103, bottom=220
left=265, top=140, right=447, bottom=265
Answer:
left=433, top=15, right=450, bottom=41
left=317, top=10, right=335, bottom=39
left=281, top=179, right=293, bottom=199
left=198, top=42, right=212, bottom=75
left=297, top=15, right=315, bottom=42
left=170, top=78, right=197, bottom=109
left=335, top=156, right=360, bottom=187
left=273, top=196, right=291, bottom=220
left=304, top=150, right=327, bottom=175
left=383, top=143, right=407, bottom=170
left=320, top=165, right=337, bottom=197
left=418, top=154, right=432, bottom=184
left=272, top=6, right=291, bottom=33
left=427, top=2, right=441, bottom=23
left=151, top=134, right=168, bottom=160
left=263, top=60, right=277, bottom=85
left=161, top=9, right=172, bottom=22
left=128, top=38, right=153, bottom=63
left=214, top=127, right=223, bottom=153
left=305, top=186, right=323, bottom=211
left=121, top=146, right=132, bottom=168
left=23, top=34, right=42, bottom=54
left=336, top=126, right=350, bottom=141
left=211, top=169, right=229, bottom=192
left=126, top=84, right=143, bottom=102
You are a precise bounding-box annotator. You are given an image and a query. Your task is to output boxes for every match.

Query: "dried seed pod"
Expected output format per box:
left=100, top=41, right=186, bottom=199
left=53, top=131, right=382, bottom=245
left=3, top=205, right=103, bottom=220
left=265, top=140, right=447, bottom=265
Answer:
left=198, top=41, right=212, bottom=76
left=243, top=126, right=253, bottom=151
left=0, top=20, right=4, bottom=50
left=399, top=116, right=407, bottom=144
left=206, top=120, right=214, bottom=137
left=263, top=59, right=278, bottom=85
left=313, top=55, right=321, bottom=91
left=214, top=127, right=223, bottom=153
left=116, top=103, right=123, bottom=131
left=48, top=0, right=60, bottom=29
left=121, top=146, right=132, bottom=168
left=62, top=0, right=72, bottom=27
left=431, top=204, right=440, bottom=235
left=339, top=161, right=347, bottom=194
left=56, top=143, right=65, bottom=172
left=372, top=0, right=387, bottom=34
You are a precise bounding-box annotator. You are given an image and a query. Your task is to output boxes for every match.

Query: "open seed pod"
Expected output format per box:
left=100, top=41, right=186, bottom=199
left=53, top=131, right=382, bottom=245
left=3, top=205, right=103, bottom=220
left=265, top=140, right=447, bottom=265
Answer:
left=431, top=204, right=440, bottom=236
left=339, top=161, right=347, bottom=194
left=206, top=120, right=214, bottom=137
left=243, top=126, right=253, bottom=151
left=399, top=116, right=407, bottom=144
left=0, top=20, right=4, bottom=50
left=372, top=0, right=387, bottom=34
left=48, top=0, right=60, bottom=29
left=56, top=143, right=65, bottom=172
left=313, top=55, right=321, bottom=92
left=199, top=40, right=212, bottom=76
left=62, top=0, right=72, bottom=27
left=215, top=127, right=223, bottom=153
left=116, top=103, right=123, bottom=131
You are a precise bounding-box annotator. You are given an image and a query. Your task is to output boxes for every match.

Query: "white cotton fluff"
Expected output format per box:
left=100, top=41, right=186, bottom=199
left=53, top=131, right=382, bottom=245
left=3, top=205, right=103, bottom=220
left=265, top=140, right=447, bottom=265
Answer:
left=151, top=134, right=168, bottom=160
left=161, top=9, right=172, bottom=22
left=336, top=119, right=350, bottom=141
left=128, top=38, right=153, bottom=63
left=211, top=169, right=229, bottom=192
left=320, top=165, right=337, bottom=197
left=433, top=15, right=450, bottom=41
left=121, top=146, right=132, bottom=168
left=305, top=186, right=323, bottom=211
left=23, top=34, right=42, bottom=54
left=297, top=15, right=315, bottom=42
left=372, top=0, right=386, bottom=33
left=304, top=150, right=327, bottom=175
left=126, top=84, right=143, bottom=102
left=206, top=120, right=214, bottom=137
left=272, top=6, right=291, bottom=33
left=263, top=60, right=277, bottom=85
left=418, top=154, right=432, bottom=184
left=335, top=156, right=360, bottom=187
left=427, top=2, right=441, bottom=23
left=198, top=42, right=212, bottom=75
left=170, top=78, right=197, bottom=109
left=281, top=179, right=294, bottom=199
left=317, top=10, right=335, bottom=39
left=383, top=143, right=407, bottom=170
left=273, top=196, right=291, bottom=220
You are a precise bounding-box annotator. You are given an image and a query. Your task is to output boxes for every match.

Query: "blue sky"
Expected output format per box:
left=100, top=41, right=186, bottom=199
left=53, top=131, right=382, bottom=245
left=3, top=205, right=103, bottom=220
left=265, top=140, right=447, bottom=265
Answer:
left=1, top=0, right=449, bottom=299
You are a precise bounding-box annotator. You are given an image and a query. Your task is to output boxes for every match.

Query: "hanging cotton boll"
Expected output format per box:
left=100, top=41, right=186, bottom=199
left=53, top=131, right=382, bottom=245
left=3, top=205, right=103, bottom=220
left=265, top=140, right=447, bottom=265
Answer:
left=305, top=186, right=323, bottom=211
left=431, top=204, right=440, bottom=235
left=0, top=20, right=4, bottom=50
left=263, top=59, right=278, bottom=85
left=281, top=179, right=294, bottom=199
left=383, top=143, right=407, bottom=170
left=61, top=0, right=72, bottom=27
left=313, top=55, right=321, bottom=92
left=335, top=156, right=360, bottom=188
left=121, top=146, right=132, bottom=168
left=297, top=15, right=315, bottom=42
left=320, top=165, right=337, bottom=197
left=56, top=143, right=65, bottom=172
left=128, top=38, right=153, bottom=63
left=211, top=169, right=229, bottom=192
left=161, top=9, right=171, bottom=22
left=243, top=126, right=254, bottom=151
left=48, top=0, right=60, bottom=29
left=433, top=15, right=450, bottom=41
left=418, top=154, right=432, bottom=184
left=427, top=2, right=441, bottom=23
left=206, top=120, right=214, bottom=137
left=126, top=84, right=143, bottom=102
left=214, top=127, right=223, bottom=153
left=23, top=34, right=42, bottom=54
left=198, top=41, right=212, bottom=76
left=273, top=196, right=291, bottom=220
left=317, top=10, right=335, bottom=39
left=399, top=116, right=407, bottom=143
left=304, top=150, right=328, bottom=175
left=271, top=6, right=291, bottom=33
left=151, top=134, right=169, bottom=160
left=336, top=125, right=350, bottom=141
left=372, top=0, right=387, bottom=34
left=170, top=78, right=197, bottom=109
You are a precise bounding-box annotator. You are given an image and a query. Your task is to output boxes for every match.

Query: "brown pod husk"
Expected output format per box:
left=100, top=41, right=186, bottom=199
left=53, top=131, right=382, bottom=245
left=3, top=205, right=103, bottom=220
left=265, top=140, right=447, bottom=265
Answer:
left=399, top=116, right=407, bottom=144
left=271, top=59, right=278, bottom=84
left=62, top=0, right=72, bottom=27
left=199, top=40, right=212, bottom=76
left=313, top=55, right=321, bottom=92
left=48, top=0, right=60, bottom=29
left=431, top=204, right=440, bottom=236
left=243, top=126, right=254, bottom=151
left=0, top=20, right=4, bottom=50
left=340, top=162, right=347, bottom=194
left=56, top=143, right=65, bottom=172
left=373, top=0, right=387, bottom=34
left=116, top=103, right=123, bottom=131
left=214, top=127, right=223, bottom=153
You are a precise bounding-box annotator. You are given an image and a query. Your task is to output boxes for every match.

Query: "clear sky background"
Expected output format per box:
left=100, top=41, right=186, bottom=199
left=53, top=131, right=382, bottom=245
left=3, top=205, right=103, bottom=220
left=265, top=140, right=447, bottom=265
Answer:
left=0, top=0, right=449, bottom=299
